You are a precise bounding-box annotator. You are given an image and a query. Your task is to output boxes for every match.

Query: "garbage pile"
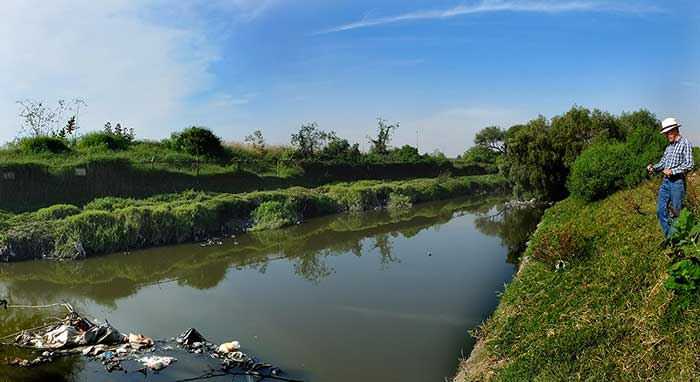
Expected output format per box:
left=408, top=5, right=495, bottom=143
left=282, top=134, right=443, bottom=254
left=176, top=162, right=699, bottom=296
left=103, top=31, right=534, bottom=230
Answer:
left=3, top=310, right=298, bottom=381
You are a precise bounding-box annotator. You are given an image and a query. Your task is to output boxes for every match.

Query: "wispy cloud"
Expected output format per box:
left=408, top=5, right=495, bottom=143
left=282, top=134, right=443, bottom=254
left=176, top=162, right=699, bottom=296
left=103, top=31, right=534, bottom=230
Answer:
left=316, top=0, right=658, bottom=34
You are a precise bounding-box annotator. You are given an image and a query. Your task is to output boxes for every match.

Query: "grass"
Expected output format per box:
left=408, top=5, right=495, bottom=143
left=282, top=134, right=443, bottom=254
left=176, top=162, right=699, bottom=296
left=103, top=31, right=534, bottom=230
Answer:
left=0, top=141, right=495, bottom=213
left=459, top=175, right=700, bottom=381
left=0, top=174, right=508, bottom=261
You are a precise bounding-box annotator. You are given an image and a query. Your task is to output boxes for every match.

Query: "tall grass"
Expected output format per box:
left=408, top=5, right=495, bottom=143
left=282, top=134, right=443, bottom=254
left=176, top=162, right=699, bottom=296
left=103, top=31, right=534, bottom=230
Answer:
left=0, top=175, right=507, bottom=261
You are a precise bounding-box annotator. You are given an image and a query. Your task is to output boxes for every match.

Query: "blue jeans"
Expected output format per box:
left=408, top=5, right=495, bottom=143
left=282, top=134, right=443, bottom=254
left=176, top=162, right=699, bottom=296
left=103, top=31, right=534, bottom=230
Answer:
left=657, top=177, right=686, bottom=238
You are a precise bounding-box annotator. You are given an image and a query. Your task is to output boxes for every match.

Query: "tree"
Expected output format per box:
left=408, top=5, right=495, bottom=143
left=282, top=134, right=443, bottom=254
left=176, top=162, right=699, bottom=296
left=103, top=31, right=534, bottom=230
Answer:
left=463, top=146, right=499, bottom=164
left=16, top=98, right=85, bottom=137
left=474, top=126, right=506, bottom=154
left=245, top=130, right=266, bottom=151
left=291, top=122, right=330, bottom=159
left=368, top=118, right=399, bottom=155
left=170, top=126, right=224, bottom=159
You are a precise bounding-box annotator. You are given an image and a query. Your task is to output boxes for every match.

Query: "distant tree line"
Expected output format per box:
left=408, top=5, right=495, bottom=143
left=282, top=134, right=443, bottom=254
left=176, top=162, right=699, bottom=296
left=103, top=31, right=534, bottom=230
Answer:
left=465, top=106, right=666, bottom=201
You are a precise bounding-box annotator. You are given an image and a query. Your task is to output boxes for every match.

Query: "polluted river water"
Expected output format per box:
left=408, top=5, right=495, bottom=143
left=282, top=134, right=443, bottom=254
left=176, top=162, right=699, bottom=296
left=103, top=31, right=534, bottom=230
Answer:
left=0, top=196, right=543, bottom=382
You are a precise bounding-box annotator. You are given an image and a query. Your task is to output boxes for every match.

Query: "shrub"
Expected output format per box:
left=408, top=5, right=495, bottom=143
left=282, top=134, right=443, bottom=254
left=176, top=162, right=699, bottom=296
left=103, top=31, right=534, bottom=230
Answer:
left=78, top=132, right=131, bottom=151
left=387, top=192, right=413, bottom=210
left=529, top=222, right=589, bottom=265
left=33, top=204, right=81, bottom=220
left=251, top=200, right=297, bottom=231
left=19, top=136, right=70, bottom=154
left=665, top=209, right=700, bottom=312
left=568, top=142, right=636, bottom=201
left=168, top=126, right=225, bottom=159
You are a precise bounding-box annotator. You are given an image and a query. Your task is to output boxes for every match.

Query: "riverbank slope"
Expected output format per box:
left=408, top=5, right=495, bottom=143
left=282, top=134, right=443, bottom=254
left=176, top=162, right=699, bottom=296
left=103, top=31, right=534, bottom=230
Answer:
left=1, top=174, right=507, bottom=262
left=456, top=176, right=700, bottom=381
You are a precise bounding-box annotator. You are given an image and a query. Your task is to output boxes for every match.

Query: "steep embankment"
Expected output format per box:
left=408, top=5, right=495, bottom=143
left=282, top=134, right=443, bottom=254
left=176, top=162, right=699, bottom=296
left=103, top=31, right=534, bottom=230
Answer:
left=0, top=174, right=507, bottom=262
left=457, top=176, right=700, bottom=381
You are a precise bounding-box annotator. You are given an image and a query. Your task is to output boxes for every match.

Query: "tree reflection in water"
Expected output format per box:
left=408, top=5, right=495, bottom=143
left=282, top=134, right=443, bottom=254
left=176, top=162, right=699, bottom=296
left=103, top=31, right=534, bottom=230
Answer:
left=473, top=203, right=546, bottom=266
left=0, top=196, right=539, bottom=308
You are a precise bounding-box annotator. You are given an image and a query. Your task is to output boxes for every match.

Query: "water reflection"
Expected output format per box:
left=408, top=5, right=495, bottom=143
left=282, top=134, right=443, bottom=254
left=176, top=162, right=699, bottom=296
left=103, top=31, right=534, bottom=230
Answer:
left=0, top=196, right=544, bottom=382
left=0, top=196, right=512, bottom=307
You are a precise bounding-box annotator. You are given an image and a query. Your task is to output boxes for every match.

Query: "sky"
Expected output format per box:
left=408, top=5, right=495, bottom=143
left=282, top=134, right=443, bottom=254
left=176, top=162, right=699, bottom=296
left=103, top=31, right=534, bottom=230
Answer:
left=0, top=0, right=698, bottom=156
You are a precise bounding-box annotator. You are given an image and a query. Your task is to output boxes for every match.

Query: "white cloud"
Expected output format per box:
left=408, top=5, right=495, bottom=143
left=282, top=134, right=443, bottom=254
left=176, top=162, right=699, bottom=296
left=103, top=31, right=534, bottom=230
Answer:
left=0, top=0, right=264, bottom=143
left=317, top=0, right=660, bottom=34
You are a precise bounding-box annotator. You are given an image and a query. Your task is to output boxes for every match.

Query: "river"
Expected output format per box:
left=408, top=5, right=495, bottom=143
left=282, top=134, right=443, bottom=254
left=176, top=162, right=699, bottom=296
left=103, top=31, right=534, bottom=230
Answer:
left=0, top=196, right=543, bottom=382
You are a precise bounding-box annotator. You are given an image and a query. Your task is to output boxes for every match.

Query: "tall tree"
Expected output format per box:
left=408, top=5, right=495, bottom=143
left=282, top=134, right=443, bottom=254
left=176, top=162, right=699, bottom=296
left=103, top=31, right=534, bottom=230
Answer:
left=474, top=126, right=506, bottom=154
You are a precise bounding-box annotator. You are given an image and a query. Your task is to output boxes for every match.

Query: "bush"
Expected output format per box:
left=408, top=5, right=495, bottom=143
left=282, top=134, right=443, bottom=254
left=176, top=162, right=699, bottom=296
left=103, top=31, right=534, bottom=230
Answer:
left=33, top=204, right=81, bottom=220
left=386, top=192, right=413, bottom=210
left=568, top=121, right=666, bottom=202
left=19, top=136, right=70, bottom=154
left=79, top=132, right=131, bottom=151
left=568, top=142, right=637, bottom=201
left=168, top=127, right=225, bottom=159
left=251, top=200, right=298, bottom=231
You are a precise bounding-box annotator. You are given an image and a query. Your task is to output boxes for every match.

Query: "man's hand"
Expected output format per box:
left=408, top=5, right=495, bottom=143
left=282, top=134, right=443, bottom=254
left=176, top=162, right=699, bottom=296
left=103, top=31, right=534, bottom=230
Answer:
left=663, top=169, right=673, bottom=176
left=647, top=164, right=654, bottom=173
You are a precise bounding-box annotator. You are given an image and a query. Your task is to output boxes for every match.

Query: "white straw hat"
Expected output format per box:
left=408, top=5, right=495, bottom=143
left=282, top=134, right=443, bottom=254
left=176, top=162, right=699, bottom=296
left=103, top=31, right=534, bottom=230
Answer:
left=660, top=117, right=682, bottom=134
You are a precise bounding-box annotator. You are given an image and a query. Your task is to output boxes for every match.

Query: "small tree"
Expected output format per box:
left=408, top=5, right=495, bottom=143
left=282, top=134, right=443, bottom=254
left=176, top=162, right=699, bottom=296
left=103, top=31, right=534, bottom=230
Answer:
left=245, top=130, right=266, bottom=151
left=17, top=98, right=85, bottom=138
left=368, top=118, right=399, bottom=155
left=291, top=122, right=329, bottom=159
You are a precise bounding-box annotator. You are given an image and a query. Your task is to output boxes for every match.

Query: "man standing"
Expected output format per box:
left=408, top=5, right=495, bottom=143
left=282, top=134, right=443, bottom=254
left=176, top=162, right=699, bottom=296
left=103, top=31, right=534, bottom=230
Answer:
left=647, top=117, right=694, bottom=239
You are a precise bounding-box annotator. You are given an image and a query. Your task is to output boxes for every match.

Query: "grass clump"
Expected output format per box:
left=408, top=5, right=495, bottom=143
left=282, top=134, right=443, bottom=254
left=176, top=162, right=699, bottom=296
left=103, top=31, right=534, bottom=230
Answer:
left=251, top=201, right=298, bottom=231
left=33, top=204, right=81, bottom=220
left=386, top=192, right=413, bottom=210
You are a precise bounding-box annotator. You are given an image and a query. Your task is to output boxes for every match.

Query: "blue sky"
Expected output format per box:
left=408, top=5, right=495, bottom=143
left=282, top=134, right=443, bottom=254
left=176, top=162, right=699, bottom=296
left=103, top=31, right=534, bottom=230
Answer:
left=1, top=0, right=698, bottom=155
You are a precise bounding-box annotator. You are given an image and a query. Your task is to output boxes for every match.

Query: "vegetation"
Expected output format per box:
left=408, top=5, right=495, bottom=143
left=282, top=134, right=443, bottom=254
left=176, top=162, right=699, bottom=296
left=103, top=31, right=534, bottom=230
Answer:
left=459, top=177, right=700, bottom=381
left=167, top=126, right=226, bottom=159
left=0, top=174, right=507, bottom=261
left=492, top=107, right=661, bottom=201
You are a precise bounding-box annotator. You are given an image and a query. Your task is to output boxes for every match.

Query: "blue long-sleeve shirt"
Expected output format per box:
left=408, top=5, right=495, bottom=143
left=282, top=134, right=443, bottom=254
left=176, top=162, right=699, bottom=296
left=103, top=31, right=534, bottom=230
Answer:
left=653, top=136, right=694, bottom=175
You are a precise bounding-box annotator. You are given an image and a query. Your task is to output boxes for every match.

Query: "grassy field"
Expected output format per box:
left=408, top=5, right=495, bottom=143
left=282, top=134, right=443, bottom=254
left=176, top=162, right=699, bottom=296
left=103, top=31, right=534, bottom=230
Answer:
left=457, top=175, right=700, bottom=381
left=0, top=174, right=508, bottom=262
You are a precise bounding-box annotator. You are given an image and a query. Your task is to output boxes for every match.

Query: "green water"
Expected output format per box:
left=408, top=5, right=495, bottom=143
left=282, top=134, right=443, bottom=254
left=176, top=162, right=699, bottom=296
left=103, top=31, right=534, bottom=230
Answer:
left=0, top=196, right=543, bottom=382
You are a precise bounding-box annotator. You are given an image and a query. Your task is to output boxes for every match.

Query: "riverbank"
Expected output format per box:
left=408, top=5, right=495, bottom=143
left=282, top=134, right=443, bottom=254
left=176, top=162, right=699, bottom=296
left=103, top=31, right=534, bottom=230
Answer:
left=455, top=176, right=700, bottom=381
left=0, top=174, right=508, bottom=262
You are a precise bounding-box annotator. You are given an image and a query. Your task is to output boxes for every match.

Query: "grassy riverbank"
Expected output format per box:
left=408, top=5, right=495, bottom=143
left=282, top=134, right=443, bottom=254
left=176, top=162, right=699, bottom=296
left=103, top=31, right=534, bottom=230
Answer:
left=457, top=176, right=700, bottom=381
left=0, top=174, right=507, bottom=262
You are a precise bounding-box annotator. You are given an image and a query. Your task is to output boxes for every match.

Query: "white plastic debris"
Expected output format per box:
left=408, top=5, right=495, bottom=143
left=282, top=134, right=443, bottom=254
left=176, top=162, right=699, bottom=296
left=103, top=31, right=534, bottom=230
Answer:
left=138, top=356, right=177, bottom=371
left=218, top=341, right=241, bottom=353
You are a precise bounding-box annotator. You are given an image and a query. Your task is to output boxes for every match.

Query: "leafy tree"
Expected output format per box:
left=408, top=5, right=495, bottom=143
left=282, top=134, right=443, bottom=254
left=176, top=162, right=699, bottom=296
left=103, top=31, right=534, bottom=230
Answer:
left=368, top=118, right=399, bottom=154
left=474, top=126, right=506, bottom=154
left=387, top=145, right=423, bottom=163
left=502, top=116, right=569, bottom=200
left=291, top=122, right=330, bottom=159
left=318, top=136, right=361, bottom=162
left=245, top=130, right=266, bottom=151
left=463, top=145, right=499, bottom=164
left=169, top=126, right=224, bottom=159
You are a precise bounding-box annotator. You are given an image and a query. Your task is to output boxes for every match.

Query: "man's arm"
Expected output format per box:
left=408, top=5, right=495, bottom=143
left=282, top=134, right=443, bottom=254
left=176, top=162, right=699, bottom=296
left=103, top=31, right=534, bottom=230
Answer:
left=670, top=140, right=694, bottom=175
left=652, top=155, right=665, bottom=172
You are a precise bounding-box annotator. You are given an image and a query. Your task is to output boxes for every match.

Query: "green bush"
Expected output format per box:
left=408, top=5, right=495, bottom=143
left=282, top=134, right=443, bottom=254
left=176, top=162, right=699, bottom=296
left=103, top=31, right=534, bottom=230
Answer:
left=33, top=204, right=81, bottom=220
left=79, top=132, right=131, bottom=151
left=568, top=142, right=636, bottom=201
left=168, top=127, right=225, bottom=159
left=387, top=192, right=413, bottom=210
left=251, top=200, right=298, bottom=231
left=19, top=136, right=70, bottom=154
